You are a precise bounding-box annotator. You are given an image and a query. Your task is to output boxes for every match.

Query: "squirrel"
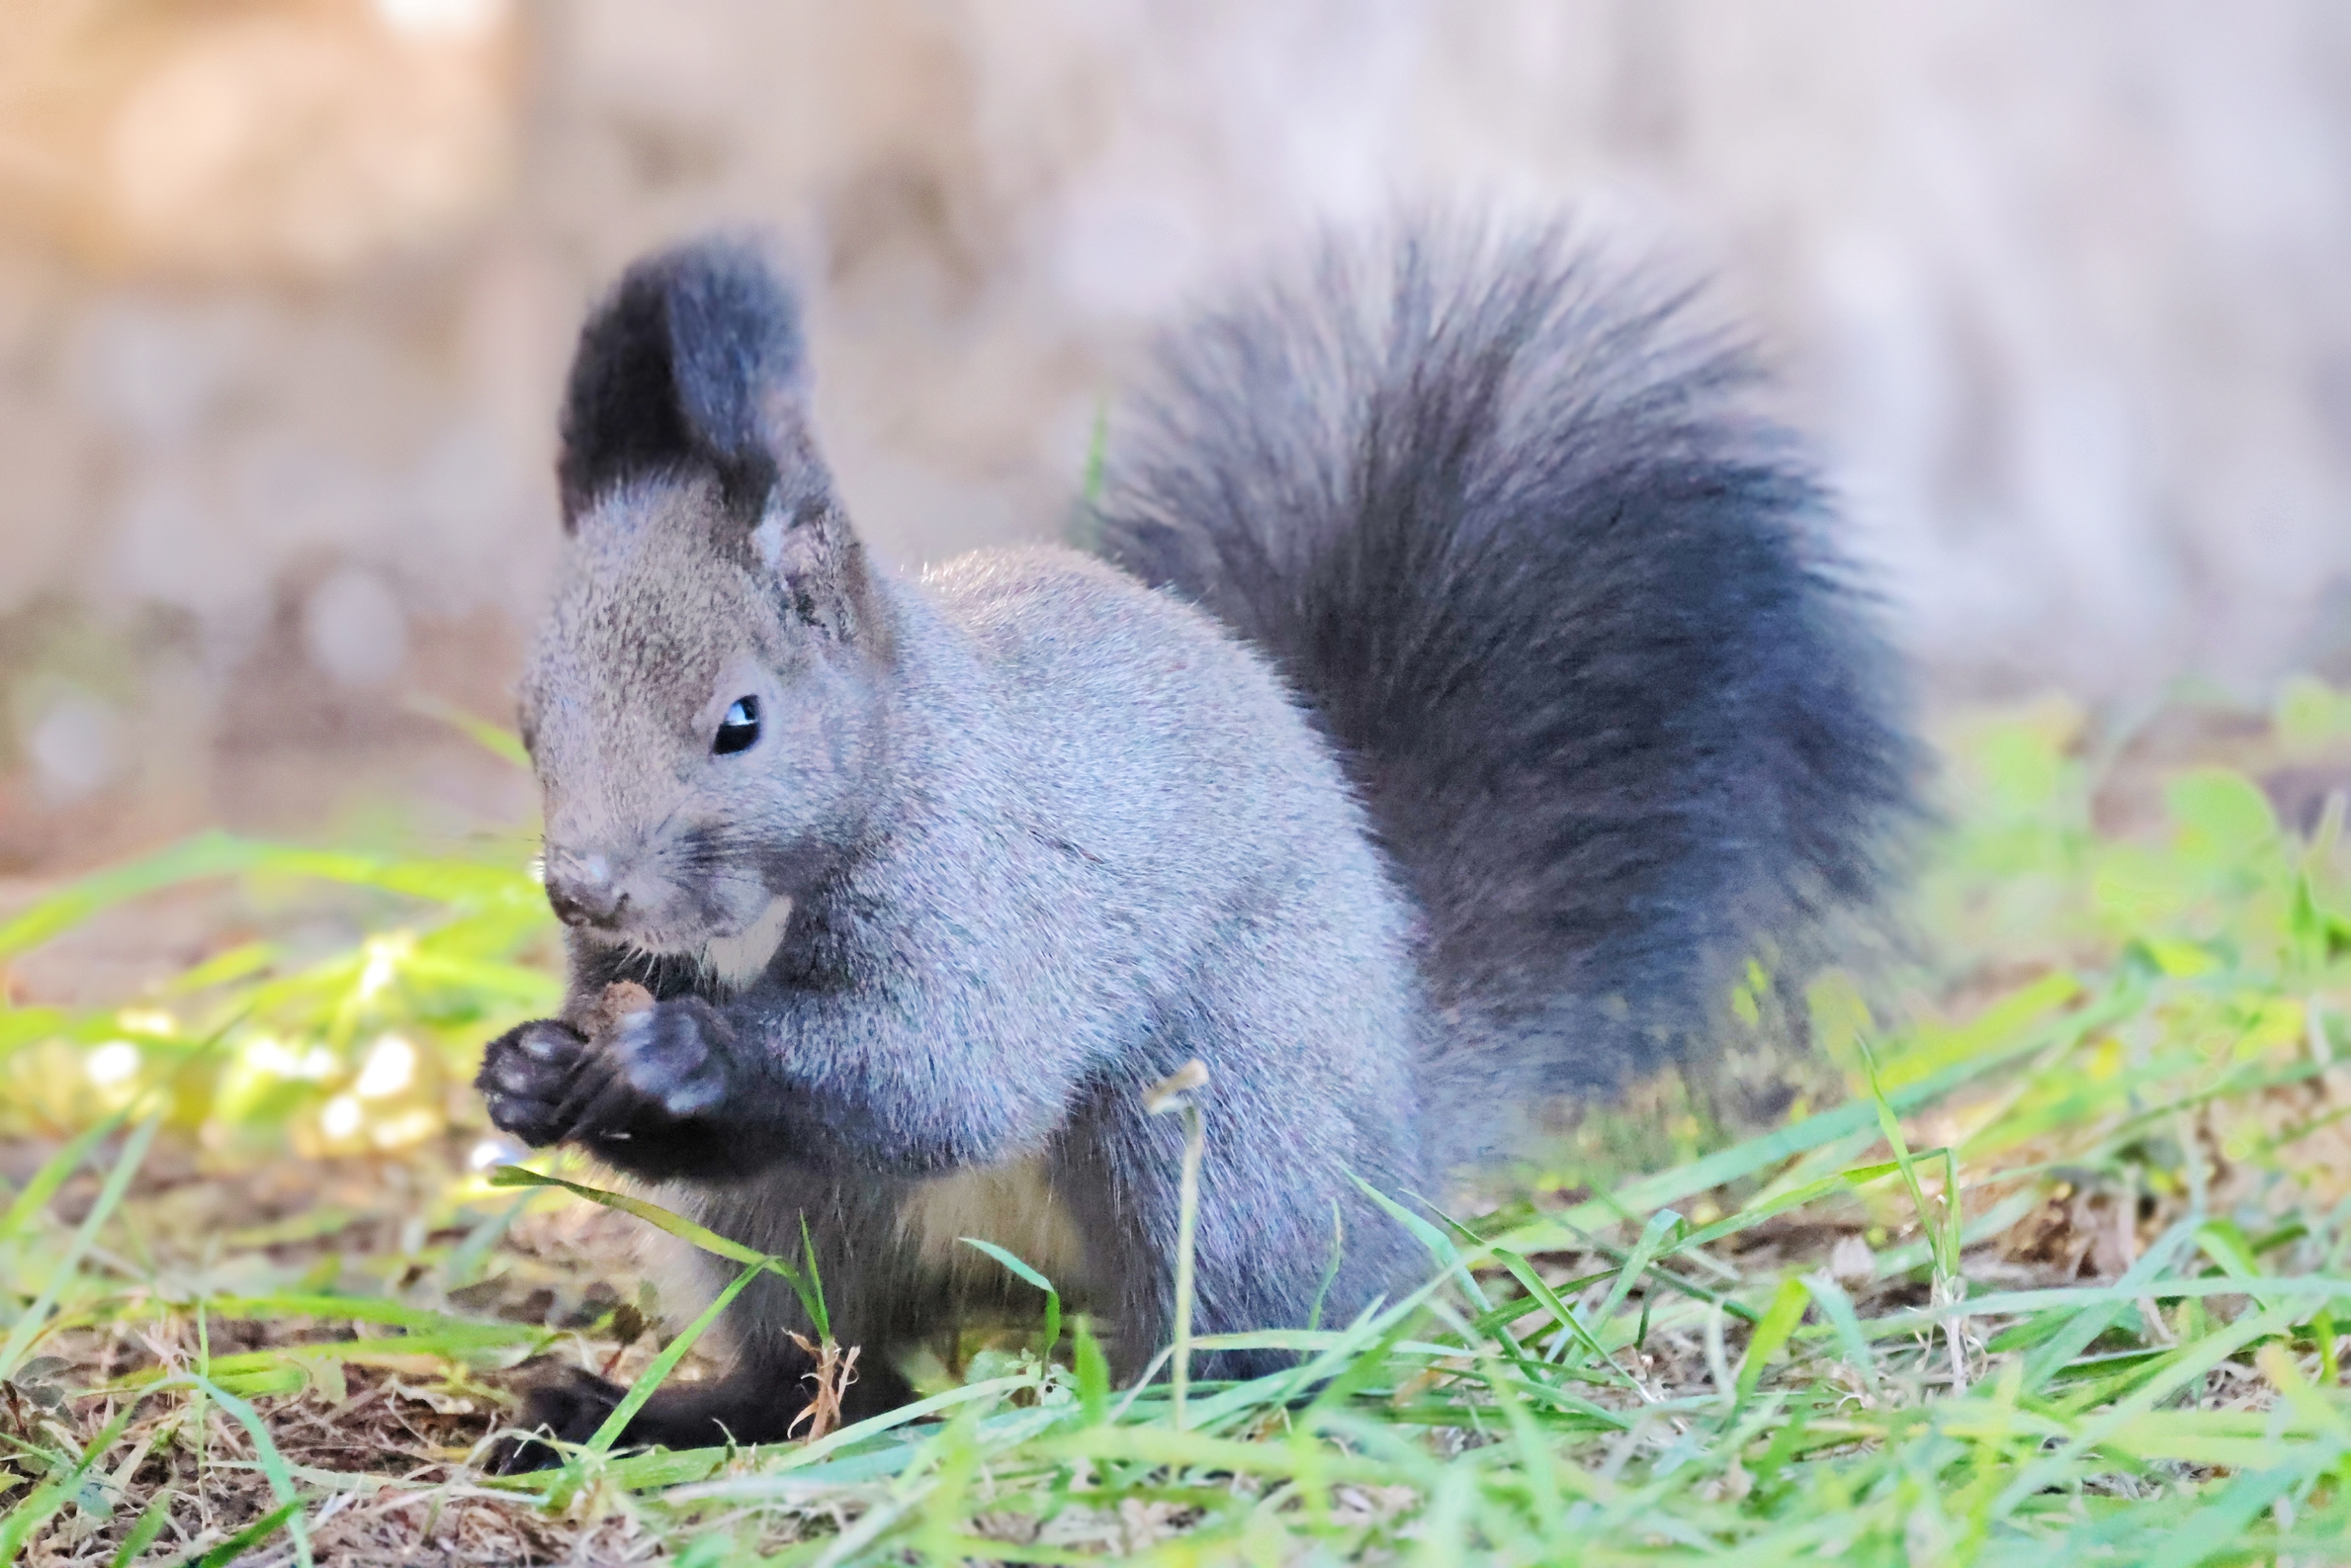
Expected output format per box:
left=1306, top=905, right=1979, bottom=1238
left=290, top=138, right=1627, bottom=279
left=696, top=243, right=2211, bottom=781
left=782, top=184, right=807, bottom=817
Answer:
left=473, top=219, right=1918, bottom=1463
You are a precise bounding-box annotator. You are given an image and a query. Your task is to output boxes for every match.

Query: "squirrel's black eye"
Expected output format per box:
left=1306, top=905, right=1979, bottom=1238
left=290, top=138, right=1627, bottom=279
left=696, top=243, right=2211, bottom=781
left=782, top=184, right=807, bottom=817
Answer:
left=714, top=695, right=761, bottom=756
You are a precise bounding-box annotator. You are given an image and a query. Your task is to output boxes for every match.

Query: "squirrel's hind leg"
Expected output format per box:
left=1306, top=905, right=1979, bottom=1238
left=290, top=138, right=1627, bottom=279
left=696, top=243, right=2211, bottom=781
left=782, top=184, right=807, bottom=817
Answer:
left=487, top=1344, right=914, bottom=1472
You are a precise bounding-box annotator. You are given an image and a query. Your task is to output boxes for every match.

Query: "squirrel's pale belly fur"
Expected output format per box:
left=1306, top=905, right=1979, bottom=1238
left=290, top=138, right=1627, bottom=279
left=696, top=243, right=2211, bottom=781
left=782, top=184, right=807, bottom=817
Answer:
left=473, top=221, right=1918, bottom=1463
left=632, top=1155, right=1086, bottom=1370
left=896, top=1159, right=1088, bottom=1281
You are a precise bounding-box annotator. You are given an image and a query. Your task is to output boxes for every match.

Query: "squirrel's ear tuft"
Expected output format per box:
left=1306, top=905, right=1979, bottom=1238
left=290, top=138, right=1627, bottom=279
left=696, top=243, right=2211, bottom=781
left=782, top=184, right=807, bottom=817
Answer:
left=556, top=235, right=811, bottom=530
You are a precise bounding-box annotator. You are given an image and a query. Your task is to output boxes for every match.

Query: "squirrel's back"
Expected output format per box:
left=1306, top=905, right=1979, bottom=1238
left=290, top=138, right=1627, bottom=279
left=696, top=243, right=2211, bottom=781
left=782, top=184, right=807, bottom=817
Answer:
left=896, top=541, right=1419, bottom=1051
left=919, top=545, right=1372, bottom=828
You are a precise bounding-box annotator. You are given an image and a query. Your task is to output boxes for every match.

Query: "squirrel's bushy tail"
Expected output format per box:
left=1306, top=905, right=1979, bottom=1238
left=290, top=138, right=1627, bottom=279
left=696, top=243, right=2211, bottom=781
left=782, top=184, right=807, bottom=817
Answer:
left=1096, top=219, right=1919, bottom=1161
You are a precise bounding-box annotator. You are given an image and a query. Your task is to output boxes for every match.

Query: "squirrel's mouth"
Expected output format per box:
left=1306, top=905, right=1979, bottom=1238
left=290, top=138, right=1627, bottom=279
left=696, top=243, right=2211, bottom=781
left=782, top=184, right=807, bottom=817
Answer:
left=586, top=944, right=708, bottom=1000
left=579, top=893, right=794, bottom=989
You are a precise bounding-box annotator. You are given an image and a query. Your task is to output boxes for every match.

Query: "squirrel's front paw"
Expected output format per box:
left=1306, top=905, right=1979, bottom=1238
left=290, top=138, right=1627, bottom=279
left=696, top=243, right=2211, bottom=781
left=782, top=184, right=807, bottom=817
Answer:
left=473, top=997, right=741, bottom=1174
left=608, top=996, right=738, bottom=1117
left=476, top=1019, right=590, bottom=1147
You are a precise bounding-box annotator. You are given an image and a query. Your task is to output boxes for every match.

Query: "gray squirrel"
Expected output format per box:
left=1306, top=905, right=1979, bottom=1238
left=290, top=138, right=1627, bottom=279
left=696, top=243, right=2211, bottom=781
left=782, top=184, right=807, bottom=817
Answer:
left=473, top=219, right=1916, bottom=1461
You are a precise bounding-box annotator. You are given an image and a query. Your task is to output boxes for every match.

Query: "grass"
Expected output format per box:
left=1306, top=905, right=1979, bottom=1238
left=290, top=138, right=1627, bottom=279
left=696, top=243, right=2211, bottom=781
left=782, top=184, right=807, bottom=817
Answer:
left=1, top=680, right=2350, bottom=1563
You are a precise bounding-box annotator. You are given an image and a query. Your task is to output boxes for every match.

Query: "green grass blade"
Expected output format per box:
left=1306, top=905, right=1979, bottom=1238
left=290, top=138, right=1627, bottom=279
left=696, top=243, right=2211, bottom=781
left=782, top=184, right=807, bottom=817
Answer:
left=796, top=1212, right=831, bottom=1342
left=580, top=1256, right=767, bottom=1466
left=2141, top=1465, right=2305, bottom=1568
left=0, top=1113, right=126, bottom=1246
left=1994, top=1302, right=2304, bottom=1518
left=2019, top=1218, right=2199, bottom=1395
left=1492, top=1247, right=1624, bottom=1377
left=1350, top=1176, right=1494, bottom=1314
left=1799, top=1273, right=1877, bottom=1392
left=0, top=1406, right=133, bottom=1564
left=1669, top=1156, right=1917, bottom=1255
left=403, top=695, right=531, bottom=769
left=1736, top=1276, right=1812, bottom=1405
left=0, top=1114, right=158, bottom=1381
left=1592, top=1209, right=1682, bottom=1339
left=438, top=1194, right=531, bottom=1291
left=141, top=1373, right=309, bottom=1568
left=107, top=1487, right=174, bottom=1568
left=488, top=1164, right=823, bottom=1323
left=0, top=833, right=266, bottom=957
left=183, top=1499, right=302, bottom=1568
left=145, top=1498, right=300, bottom=1568
left=960, top=1237, right=1060, bottom=1357
left=1496, top=981, right=2138, bottom=1256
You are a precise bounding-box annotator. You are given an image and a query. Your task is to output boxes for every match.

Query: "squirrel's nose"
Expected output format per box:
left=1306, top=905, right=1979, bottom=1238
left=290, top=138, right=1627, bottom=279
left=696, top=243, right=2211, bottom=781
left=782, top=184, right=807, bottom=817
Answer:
left=543, top=852, right=627, bottom=928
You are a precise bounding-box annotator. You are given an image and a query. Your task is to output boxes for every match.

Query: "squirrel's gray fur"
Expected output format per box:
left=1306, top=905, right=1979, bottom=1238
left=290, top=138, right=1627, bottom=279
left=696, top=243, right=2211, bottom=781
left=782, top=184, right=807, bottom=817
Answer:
left=475, top=221, right=1917, bottom=1461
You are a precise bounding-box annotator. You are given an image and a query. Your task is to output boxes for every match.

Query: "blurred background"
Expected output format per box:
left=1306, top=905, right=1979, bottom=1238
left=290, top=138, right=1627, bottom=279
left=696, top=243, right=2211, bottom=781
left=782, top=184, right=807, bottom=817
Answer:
left=3, top=0, right=2350, bottom=881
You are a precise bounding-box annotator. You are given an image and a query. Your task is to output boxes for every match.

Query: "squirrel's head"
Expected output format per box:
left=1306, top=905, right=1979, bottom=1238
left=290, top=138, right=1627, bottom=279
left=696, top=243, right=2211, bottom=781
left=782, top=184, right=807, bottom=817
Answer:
left=521, top=237, right=888, bottom=973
